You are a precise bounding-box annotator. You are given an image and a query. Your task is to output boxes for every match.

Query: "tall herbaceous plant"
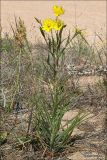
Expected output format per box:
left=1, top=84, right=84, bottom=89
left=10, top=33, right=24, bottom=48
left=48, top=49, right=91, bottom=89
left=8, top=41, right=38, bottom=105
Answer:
left=33, top=5, right=88, bottom=154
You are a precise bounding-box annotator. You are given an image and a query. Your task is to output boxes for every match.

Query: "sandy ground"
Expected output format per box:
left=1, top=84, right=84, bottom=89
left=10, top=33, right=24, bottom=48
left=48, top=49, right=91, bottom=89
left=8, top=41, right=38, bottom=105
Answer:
left=1, top=1, right=106, bottom=42
left=1, top=1, right=106, bottom=159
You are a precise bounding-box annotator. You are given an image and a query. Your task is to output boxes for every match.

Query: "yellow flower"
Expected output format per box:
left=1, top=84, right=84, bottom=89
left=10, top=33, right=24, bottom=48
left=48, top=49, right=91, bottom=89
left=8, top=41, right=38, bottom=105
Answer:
left=54, top=19, right=64, bottom=31
left=73, top=27, right=87, bottom=37
left=42, top=18, right=55, bottom=32
left=53, top=5, right=65, bottom=17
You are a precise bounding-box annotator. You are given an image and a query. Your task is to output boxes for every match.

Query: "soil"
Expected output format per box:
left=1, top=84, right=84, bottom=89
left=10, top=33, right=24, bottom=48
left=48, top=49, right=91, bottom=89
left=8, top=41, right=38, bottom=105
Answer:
left=1, top=1, right=107, bottom=159
left=1, top=78, right=107, bottom=160
left=1, top=1, right=106, bottom=42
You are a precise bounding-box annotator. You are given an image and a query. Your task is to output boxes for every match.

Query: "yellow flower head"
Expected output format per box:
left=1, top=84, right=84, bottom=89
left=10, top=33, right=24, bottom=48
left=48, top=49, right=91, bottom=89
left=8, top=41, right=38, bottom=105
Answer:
left=54, top=19, right=64, bottom=31
left=73, top=27, right=87, bottom=37
left=53, top=5, right=65, bottom=17
left=42, top=18, right=55, bottom=32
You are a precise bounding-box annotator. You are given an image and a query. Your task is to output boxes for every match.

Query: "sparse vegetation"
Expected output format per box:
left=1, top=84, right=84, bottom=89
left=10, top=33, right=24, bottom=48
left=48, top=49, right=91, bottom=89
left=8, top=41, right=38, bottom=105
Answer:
left=0, top=4, right=107, bottom=160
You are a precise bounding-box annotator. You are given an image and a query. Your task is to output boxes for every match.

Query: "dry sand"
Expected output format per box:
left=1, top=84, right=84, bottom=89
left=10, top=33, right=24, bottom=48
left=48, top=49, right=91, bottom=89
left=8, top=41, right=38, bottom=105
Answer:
left=1, top=1, right=106, bottom=42
left=1, top=2, right=106, bottom=159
